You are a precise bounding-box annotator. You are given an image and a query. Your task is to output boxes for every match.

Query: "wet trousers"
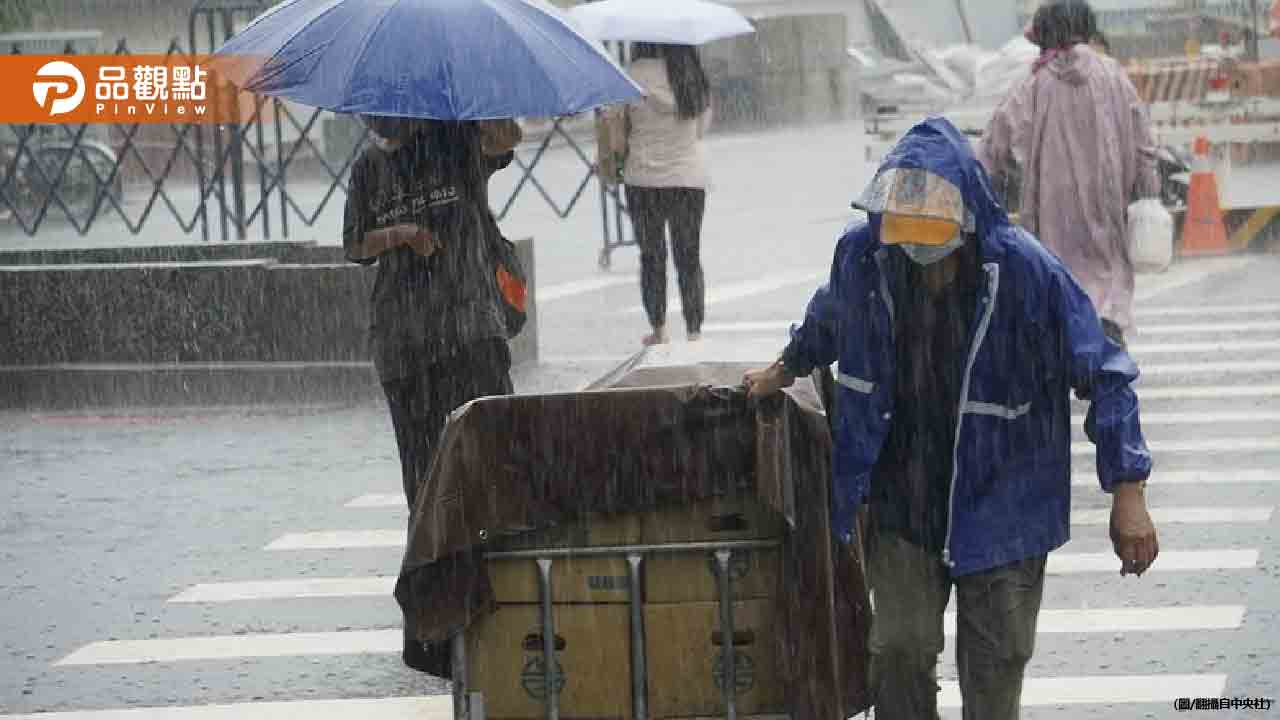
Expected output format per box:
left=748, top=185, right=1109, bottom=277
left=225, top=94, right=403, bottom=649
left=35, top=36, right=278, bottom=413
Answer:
left=867, top=525, right=1046, bottom=720
left=381, top=339, right=513, bottom=512
left=626, top=185, right=707, bottom=334
left=381, top=339, right=512, bottom=677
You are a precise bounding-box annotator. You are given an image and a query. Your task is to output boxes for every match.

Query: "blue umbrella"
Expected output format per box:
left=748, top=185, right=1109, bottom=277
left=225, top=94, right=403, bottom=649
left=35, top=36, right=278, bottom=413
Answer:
left=214, top=0, right=644, bottom=119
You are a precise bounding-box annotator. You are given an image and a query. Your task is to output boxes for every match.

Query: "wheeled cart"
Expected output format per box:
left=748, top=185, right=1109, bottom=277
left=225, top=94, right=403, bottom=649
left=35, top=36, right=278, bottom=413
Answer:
left=452, top=538, right=783, bottom=720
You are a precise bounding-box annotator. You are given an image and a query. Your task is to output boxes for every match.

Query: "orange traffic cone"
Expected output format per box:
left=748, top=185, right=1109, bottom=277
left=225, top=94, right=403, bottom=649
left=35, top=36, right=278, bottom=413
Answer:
left=1180, top=135, right=1230, bottom=256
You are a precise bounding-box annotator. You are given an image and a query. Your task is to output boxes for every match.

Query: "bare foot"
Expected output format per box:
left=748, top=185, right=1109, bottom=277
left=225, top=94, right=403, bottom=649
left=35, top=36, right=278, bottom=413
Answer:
left=642, top=327, right=669, bottom=346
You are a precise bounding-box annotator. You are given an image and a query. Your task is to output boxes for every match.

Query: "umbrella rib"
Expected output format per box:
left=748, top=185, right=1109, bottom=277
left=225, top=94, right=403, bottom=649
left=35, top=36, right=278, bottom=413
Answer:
left=230, top=0, right=348, bottom=92
left=338, top=0, right=403, bottom=115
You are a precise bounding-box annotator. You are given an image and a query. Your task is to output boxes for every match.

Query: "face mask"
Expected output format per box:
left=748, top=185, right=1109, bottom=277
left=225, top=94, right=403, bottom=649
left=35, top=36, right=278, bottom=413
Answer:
left=899, top=233, right=966, bottom=266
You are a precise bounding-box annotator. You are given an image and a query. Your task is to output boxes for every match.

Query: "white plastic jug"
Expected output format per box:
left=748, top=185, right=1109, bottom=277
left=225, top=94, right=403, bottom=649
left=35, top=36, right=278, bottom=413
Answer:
left=1128, top=198, right=1174, bottom=273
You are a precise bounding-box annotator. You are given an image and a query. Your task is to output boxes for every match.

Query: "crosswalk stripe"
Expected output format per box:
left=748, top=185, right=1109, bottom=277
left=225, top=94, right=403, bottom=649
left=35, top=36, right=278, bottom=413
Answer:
left=1073, top=437, right=1280, bottom=455
left=1137, top=384, right=1280, bottom=400
left=702, top=320, right=796, bottom=334
left=622, top=272, right=824, bottom=314
left=1140, top=360, right=1280, bottom=376
left=1136, top=320, right=1280, bottom=334
left=1071, top=410, right=1280, bottom=425
left=55, top=629, right=401, bottom=666
left=315, top=506, right=1267, bottom=552
left=1137, top=303, right=1280, bottom=317
left=1048, top=550, right=1257, bottom=574
left=1071, top=507, right=1272, bottom=525
left=704, top=317, right=1280, bottom=338
left=939, top=673, right=1226, bottom=707
left=943, top=605, right=1243, bottom=636
left=0, top=696, right=452, bottom=720
left=539, top=276, right=633, bottom=302
left=265, top=530, right=402, bottom=550
left=345, top=494, right=403, bottom=509
left=1072, top=469, right=1279, bottom=485
left=1125, top=339, right=1280, bottom=354
left=169, top=577, right=395, bottom=603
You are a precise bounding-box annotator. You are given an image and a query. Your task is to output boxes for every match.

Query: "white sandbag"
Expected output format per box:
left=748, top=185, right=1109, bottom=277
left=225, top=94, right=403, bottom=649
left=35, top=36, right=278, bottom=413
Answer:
left=1128, top=198, right=1174, bottom=273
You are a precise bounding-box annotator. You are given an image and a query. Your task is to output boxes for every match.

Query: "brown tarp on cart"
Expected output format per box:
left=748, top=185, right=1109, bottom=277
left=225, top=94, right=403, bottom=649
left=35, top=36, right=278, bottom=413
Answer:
left=396, top=345, right=871, bottom=718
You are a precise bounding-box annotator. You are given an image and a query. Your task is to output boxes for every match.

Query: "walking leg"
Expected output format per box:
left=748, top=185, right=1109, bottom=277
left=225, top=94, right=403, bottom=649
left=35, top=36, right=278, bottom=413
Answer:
left=669, top=188, right=707, bottom=338
left=866, top=528, right=951, bottom=720
left=954, top=554, right=1047, bottom=720
left=626, top=185, right=670, bottom=340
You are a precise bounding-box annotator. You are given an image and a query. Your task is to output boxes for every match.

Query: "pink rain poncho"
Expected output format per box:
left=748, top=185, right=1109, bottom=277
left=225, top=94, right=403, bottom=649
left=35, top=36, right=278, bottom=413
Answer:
left=978, top=43, right=1158, bottom=332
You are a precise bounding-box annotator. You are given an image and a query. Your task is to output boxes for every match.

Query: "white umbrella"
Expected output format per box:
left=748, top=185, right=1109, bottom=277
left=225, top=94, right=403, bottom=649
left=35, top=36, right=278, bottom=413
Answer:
left=570, top=0, right=755, bottom=45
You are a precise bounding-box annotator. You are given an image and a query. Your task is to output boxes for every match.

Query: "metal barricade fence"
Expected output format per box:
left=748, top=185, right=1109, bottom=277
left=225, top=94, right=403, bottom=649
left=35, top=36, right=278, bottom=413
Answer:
left=2, top=2, right=631, bottom=261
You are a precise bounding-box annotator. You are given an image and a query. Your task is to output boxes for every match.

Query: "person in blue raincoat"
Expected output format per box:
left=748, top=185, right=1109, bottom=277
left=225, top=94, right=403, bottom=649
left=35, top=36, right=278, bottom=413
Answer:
left=743, top=117, right=1158, bottom=720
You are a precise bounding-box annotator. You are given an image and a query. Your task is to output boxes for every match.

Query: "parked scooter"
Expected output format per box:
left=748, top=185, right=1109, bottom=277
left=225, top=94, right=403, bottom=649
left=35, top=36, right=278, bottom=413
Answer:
left=1, top=137, right=121, bottom=226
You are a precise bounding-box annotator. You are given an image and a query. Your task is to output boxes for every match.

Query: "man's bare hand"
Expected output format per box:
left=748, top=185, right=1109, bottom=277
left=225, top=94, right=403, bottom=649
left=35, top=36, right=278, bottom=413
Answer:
left=405, top=226, right=439, bottom=258
left=743, top=362, right=794, bottom=399
left=1110, top=481, right=1158, bottom=576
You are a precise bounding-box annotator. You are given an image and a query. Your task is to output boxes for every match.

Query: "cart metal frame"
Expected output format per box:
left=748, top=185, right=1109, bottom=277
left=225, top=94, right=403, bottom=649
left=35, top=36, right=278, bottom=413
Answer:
left=452, top=538, right=783, bottom=720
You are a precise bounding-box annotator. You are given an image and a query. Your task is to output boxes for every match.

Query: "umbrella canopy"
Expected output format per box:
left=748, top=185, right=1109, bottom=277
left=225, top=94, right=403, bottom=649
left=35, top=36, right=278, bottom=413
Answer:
left=213, top=0, right=644, bottom=119
left=570, top=0, right=755, bottom=45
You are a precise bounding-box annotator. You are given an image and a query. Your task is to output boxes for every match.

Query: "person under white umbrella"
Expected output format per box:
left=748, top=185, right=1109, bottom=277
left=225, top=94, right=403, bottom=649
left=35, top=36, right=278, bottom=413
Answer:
left=571, top=0, right=754, bottom=46
left=574, top=0, right=754, bottom=346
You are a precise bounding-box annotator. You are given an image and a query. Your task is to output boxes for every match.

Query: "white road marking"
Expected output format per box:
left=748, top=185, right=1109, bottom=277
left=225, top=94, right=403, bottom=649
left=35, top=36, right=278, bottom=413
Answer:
left=1126, top=339, right=1280, bottom=354
left=939, top=674, right=1226, bottom=707
left=1047, top=549, right=1257, bottom=574
left=702, top=320, right=792, bottom=334
left=1136, top=320, right=1280, bottom=335
left=1071, top=410, right=1280, bottom=425
left=702, top=319, right=1280, bottom=342
left=1071, top=506, right=1272, bottom=525
left=1137, top=303, right=1280, bottom=317
left=1134, top=255, right=1255, bottom=301
left=55, top=629, right=400, bottom=666
left=621, top=272, right=824, bottom=314
left=538, top=275, right=633, bottom=302
left=1136, top=384, right=1280, bottom=400
left=265, top=530, right=402, bottom=551
left=1072, top=469, right=1280, bottom=485
left=943, top=605, right=1243, bottom=636
left=0, top=697, right=452, bottom=720
left=1073, top=437, right=1280, bottom=455
left=1140, top=360, right=1280, bottom=376
left=345, top=494, right=403, bottom=509
left=169, top=577, right=395, bottom=603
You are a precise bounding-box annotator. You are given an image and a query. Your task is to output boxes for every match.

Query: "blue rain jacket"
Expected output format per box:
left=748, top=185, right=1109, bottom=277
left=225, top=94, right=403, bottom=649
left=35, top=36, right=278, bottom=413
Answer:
left=780, top=117, right=1152, bottom=575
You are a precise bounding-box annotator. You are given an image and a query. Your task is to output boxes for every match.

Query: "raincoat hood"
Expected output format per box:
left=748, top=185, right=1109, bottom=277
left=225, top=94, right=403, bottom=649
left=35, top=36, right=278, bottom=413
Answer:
left=857, top=116, right=1010, bottom=258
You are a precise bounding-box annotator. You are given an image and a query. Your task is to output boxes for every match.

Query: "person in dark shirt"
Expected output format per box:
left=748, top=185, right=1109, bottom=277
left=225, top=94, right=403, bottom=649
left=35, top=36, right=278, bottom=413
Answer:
left=342, top=115, right=522, bottom=673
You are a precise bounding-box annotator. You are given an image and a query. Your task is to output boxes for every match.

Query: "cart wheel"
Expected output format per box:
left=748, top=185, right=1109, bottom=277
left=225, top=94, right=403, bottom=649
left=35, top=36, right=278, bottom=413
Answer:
left=598, top=248, right=612, bottom=270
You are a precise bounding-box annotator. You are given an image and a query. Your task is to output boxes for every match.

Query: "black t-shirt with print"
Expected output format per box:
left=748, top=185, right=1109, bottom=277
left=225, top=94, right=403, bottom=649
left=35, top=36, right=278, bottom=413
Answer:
left=343, top=123, right=514, bottom=381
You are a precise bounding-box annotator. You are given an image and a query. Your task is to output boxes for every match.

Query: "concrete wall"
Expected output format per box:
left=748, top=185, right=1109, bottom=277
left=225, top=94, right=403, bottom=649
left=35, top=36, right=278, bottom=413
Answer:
left=0, top=239, right=537, bottom=409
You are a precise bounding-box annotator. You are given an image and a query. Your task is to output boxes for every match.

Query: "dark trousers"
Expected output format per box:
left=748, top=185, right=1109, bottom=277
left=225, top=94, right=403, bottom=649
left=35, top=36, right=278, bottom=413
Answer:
left=381, top=339, right=512, bottom=676
left=381, top=339, right=513, bottom=512
left=867, top=525, right=1046, bottom=720
left=626, top=185, right=707, bottom=334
